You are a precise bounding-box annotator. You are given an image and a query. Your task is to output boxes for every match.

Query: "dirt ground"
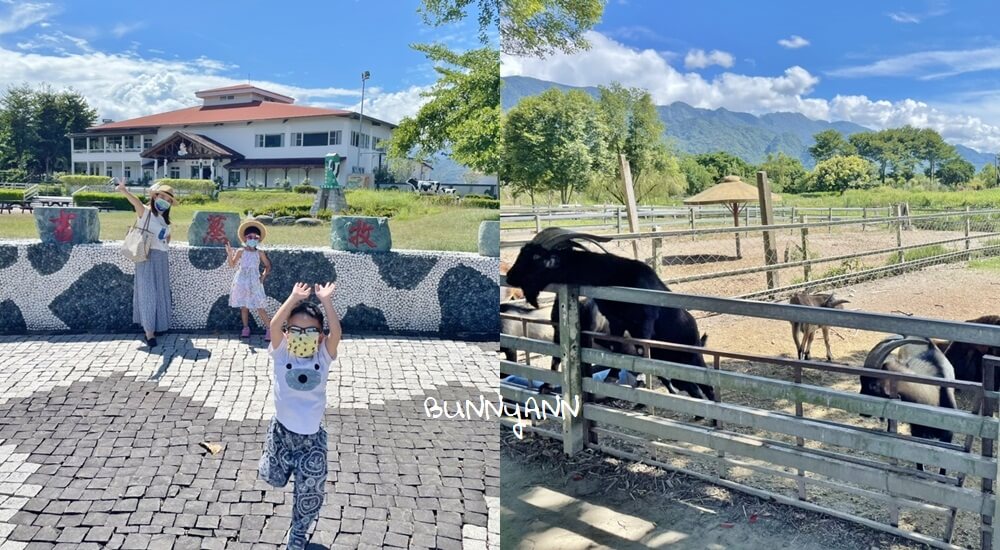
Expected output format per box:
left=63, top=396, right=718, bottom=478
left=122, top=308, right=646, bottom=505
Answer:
left=501, top=262, right=1000, bottom=550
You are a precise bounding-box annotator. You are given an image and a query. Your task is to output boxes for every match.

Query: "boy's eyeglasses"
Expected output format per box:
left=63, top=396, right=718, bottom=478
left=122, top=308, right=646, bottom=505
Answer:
left=287, top=327, right=320, bottom=335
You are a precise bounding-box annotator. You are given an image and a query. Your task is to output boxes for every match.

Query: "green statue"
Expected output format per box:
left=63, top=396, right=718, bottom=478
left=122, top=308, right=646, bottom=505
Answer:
left=324, top=153, right=342, bottom=189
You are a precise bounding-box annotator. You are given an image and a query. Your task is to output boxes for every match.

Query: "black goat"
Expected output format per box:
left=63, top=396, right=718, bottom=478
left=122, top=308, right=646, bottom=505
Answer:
left=859, top=335, right=956, bottom=474
left=944, top=315, right=1000, bottom=389
left=505, top=227, right=714, bottom=401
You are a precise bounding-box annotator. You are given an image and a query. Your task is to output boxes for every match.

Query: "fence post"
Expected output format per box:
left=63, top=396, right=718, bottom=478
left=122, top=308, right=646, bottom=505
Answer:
left=828, top=207, right=833, bottom=233
left=534, top=214, right=541, bottom=234
left=616, top=207, right=623, bottom=234
left=651, top=225, right=663, bottom=275
left=983, top=355, right=999, bottom=550
left=790, top=206, right=797, bottom=233
left=756, top=171, right=780, bottom=293
left=965, top=205, right=972, bottom=259
left=689, top=207, right=696, bottom=241
left=895, top=205, right=904, bottom=264
left=800, top=216, right=810, bottom=282
left=557, top=284, right=589, bottom=454
left=862, top=206, right=868, bottom=232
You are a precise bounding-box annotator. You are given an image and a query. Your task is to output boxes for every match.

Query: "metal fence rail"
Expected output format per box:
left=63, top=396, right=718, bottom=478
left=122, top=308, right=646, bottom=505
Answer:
left=500, top=280, right=1000, bottom=549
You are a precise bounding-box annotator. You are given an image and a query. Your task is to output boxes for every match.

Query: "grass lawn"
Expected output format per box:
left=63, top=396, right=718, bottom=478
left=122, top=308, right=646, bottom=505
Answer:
left=970, top=257, right=1000, bottom=271
left=0, top=189, right=498, bottom=252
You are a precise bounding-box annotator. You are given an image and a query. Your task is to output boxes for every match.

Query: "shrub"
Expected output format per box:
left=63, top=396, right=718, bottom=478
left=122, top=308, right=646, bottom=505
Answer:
left=58, top=175, right=110, bottom=187
left=887, top=245, right=949, bottom=265
left=0, top=189, right=25, bottom=202
left=182, top=193, right=213, bottom=204
left=294, top=184, right=318, bottom=194
left=462, top=197, right=500, bottom=209
left=0, top=169, right=29, bottom=183
left=72, top=191, right=141, bottom=210
left=263, top=203, right=313, bottom=218
left=156, top=178, right=217, bottom=196
left=36, top=184, right=68, bottom=196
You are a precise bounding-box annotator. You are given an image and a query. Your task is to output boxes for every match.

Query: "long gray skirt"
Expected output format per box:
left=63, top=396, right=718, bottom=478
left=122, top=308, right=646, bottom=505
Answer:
left=133, top=249, right=172, bottom=333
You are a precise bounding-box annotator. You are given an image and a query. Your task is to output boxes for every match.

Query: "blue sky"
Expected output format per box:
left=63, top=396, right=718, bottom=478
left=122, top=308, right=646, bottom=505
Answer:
left=0, top=0, right=486, bottom=124
left=501, top=0, right=1000, bottom=152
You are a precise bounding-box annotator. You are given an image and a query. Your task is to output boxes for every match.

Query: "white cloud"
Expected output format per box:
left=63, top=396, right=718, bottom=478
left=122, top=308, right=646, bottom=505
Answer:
left=684, top=48, right=734, bottom=69
left=502, top=31, right=1000, bottom=152
left=829, top=47, right=1000, bottom=79
left=15, top=31, right=91, bottom=54
left=111, top=22, right=144, bottom=38
left=777, top=35, right=809, bottom=49
left=0, top=1, right=52, bottom=35
left=887, top=11, right=921, bottom=23
left=0, top=44, right=422, bottom=126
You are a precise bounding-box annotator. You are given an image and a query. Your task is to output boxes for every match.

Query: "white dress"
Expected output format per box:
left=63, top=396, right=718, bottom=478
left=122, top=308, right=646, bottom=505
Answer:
left=229, top=249, right=268, bottom=308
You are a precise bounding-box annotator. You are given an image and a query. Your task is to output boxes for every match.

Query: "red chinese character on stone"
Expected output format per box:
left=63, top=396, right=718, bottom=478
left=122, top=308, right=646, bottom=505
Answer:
left=51, top=211, right=77, bottom=243
left=347, top=219, right=376, bottom=248
left=203, top=215, right=228, bottom=245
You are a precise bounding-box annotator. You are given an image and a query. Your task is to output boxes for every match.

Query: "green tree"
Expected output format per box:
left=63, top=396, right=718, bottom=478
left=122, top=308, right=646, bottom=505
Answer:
left=811, top=155, right=875, bottom=194
left=808, top=129, right=856, bottom=164
left=759, top=152, right=807, bottom=193
left=595, top=83, right=670, bottom=203
left=0, top=85, right=96, bottom=175
left=678, top=156, right=714, bottom=195
left=849, top=131, right=892, bottom=184
left=694, top=151, right=754, bottom=182
left=915, top=127, right=957, bottom=186
left=936, top=157, right=975, bottom=187
left=0, top=85, right=38, bottom=171
left=388, top=45, right=500, bottom=175
left=502, top=89, right=605, bottom=204
left=979, top=163, right=999, bottom=189
left=418, top=0, right=604, bottom=56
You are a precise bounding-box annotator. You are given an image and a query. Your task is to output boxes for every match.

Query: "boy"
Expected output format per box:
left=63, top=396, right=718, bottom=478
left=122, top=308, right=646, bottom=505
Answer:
left=259, top=282, right=341, bottom=549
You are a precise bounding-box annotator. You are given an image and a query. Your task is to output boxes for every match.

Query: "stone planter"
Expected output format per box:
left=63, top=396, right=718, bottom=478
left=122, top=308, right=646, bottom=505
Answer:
left=33, top=207, right=100, bottom=244
left=188, top=211, right=242, bottom=247
left=331, top=216, right=391, bottom=252
left=477, top=220, right=499, bottom=257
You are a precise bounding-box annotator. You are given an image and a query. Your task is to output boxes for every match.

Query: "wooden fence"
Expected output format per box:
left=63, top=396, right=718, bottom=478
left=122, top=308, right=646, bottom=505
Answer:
left=499, top=280, right=1000, bottom=549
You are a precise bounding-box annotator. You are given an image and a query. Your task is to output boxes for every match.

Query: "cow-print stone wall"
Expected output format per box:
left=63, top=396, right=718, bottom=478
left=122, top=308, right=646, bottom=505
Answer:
left=0, top=241, right=500, bottom=338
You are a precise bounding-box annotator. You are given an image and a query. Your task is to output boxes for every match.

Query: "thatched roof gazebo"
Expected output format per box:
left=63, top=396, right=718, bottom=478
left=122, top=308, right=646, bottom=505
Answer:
left=683, top=175, right=782, bottom=258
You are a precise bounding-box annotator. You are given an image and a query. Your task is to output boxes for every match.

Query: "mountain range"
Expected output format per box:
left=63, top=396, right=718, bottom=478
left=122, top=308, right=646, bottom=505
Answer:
left=501, top=75, right=997, bottom=171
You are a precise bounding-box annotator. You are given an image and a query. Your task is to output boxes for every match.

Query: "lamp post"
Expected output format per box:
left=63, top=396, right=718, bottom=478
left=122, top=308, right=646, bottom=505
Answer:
left=357, top=71, right=370, bottom=176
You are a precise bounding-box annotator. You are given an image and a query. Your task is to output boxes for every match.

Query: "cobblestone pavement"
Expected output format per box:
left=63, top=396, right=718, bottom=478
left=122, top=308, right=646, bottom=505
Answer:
left=0, top=334, right=499, bottom=549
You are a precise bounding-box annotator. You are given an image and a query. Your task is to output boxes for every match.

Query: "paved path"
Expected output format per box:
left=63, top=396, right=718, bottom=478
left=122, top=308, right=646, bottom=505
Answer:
left=0, top=334, right=499, bottom=549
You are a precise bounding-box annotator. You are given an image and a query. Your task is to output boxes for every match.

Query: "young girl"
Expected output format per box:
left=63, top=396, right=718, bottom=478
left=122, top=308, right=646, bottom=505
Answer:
left=260, top=282, right=341, bottom=549
left=225, top=220, right=273, bottom=340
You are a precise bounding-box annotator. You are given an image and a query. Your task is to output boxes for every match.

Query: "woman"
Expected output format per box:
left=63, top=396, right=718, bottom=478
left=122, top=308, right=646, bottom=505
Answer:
left=117, top=178, right=177, bottom=347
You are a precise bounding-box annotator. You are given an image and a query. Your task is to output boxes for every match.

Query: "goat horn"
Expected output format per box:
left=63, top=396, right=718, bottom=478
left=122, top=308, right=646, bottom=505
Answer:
left=864, top=335, right=935, bottom=371
left=531, top=227, right=612, bottom=252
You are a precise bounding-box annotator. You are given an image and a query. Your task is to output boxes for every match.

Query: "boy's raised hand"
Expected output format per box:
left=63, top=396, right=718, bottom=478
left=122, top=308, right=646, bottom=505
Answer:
left=115, top=178, right=127, bottom=193
left=290, top=282, right=312, bottom=301
left=314, top=282, right=336, bottom=301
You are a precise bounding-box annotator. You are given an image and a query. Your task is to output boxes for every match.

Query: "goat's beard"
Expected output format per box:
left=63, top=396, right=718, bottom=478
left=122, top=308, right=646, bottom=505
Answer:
left=520, top=282, right=544, bottom=308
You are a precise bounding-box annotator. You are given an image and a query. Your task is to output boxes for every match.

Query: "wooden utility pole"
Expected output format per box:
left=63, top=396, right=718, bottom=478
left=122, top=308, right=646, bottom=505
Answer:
left=619, top=154, right=641, bottom=260
left=757, top=171, right=780, bottom=293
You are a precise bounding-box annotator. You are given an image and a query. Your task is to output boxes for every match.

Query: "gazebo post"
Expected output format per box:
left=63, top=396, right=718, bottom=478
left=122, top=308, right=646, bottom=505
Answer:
left=731, top=201, right=742, bottom=259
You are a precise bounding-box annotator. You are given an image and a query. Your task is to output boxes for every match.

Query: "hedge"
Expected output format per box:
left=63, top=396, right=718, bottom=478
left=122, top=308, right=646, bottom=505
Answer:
left=155, top=178, right=217, bottom=195
left=0, top=189, right=25, bottom=202
left=294, top=184, right=318, bottom=194
left=58, top=175, right=111, bottom=187
left=73, top=191, right=144, bottom=210
left=462, top=197, right=500, bottom=209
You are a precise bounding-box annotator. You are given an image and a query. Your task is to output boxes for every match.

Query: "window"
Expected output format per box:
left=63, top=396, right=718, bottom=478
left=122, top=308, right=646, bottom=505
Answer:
left=292, top=131, right=342, bottom=147
left=219, top=95, right=235, bottom=100
left=372, top=137, right=384, bottom=151
left=107, top=136, right=122, bottom=151
left=255, top=134, right=283, bottom=148
left=143, top=137, right=153, bottom=150
left=352, top=166, right=366, bottom=174
left=106, top=166, right=113, bottom=177
left=351, top=131, right=370, bottom=148
left=73, top=163, right=87, bottom=174
left=89, top=137, right=103, bottom=152
left=229, top=170, right=242, bottom=185
left=123, top=136, right=136, bottom=151
left=90, top=165, right=100, bottom=175
left=329, top=130, right=341, bottom=145
left=191, top=166, right=201, bottom=179
left=169, top=166, right=180, bottom=179
left=73, top=138, right=86, bottom=152
left=124, top=167, right=131, bottom=179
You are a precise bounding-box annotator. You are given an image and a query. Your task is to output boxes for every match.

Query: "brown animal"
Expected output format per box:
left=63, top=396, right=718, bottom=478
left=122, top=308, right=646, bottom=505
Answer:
left=789, top=292, right=850, bottom=361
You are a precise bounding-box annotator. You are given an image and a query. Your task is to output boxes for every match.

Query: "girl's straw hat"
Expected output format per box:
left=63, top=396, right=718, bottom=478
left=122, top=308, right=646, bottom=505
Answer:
left=148, top=184, right=178, bottom=205
left=238, top=219, right=267, bottom=244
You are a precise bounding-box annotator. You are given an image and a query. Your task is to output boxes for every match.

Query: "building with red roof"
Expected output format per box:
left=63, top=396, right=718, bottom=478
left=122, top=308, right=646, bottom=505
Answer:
left=69, top=85, right=396, bottom=188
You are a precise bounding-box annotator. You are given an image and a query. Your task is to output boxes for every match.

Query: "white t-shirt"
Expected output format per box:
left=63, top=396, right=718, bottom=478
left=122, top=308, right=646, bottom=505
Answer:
left=138, top=210, right=171, bottom=251
left=268, top=337, right=335, bottom=435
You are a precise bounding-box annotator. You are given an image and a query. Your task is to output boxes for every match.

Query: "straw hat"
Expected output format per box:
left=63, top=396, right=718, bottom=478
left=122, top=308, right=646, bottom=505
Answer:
left=238, top=219, right=267, bottom=244
left=148, top=184, right=178, bottom=205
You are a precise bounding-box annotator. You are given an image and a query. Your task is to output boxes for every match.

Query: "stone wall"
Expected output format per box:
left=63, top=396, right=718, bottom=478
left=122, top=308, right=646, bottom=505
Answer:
left=0, top=241, right=499, bottom=339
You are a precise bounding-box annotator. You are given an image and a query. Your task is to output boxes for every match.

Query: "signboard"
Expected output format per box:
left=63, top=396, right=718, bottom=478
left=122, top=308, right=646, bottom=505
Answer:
left=345, top=174, right=372, bottom=189
left=324, top=153, right=342, bottom=189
